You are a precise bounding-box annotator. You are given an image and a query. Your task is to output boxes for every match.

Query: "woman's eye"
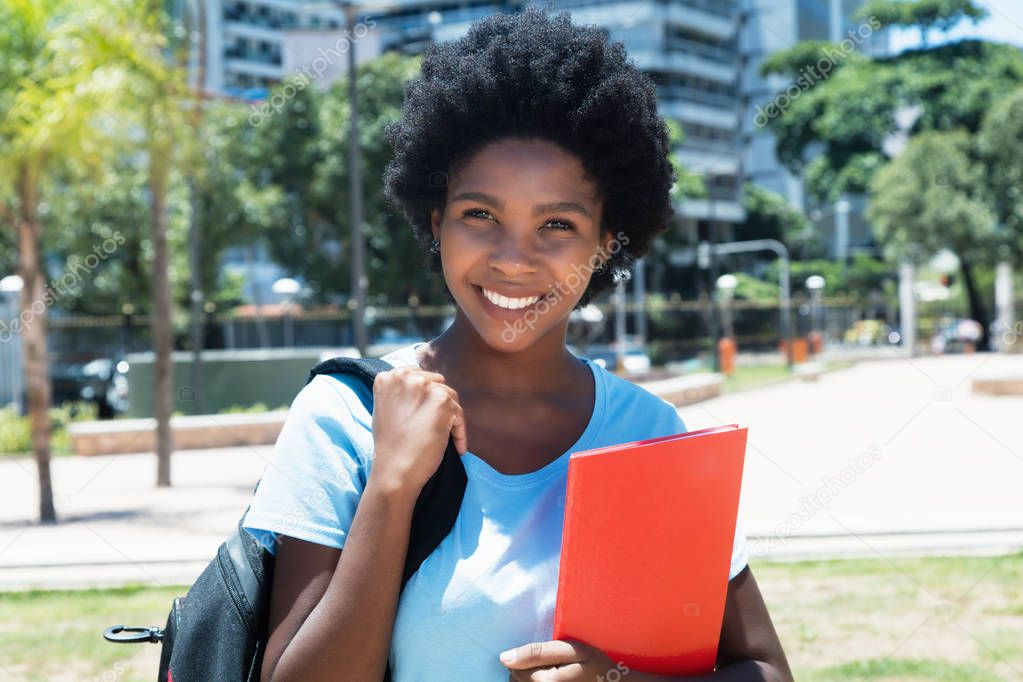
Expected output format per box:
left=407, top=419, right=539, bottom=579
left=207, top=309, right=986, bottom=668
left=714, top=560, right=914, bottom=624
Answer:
left=462, top=208, right=494, bottom=221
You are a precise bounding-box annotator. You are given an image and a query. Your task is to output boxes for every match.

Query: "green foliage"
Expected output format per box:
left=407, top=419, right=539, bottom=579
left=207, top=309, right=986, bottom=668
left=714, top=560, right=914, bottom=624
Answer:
left=856, top=0, right=987, bottom=35
left=765, top=39, right=1023, bottom=202
left=665, top=118, right=706, bottom=201
left=762, top=254, right=894, bottom=298
left=977, top=87, right=1023, bottom=264
left=729, top=272, right=780, bottom=301
left=0, top=401, right=98, bottom=455
left=868, top=129, right=996, bottom=264
left=759, top=40, right=861, bottom=78
left=738, top=183, right=820, bottom=258
left=0, top=406, right=32, bottom=454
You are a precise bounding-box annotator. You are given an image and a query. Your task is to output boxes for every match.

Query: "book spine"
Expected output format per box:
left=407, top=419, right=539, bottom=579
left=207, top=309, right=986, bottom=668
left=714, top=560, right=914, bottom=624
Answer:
left=552, top=460, right=582, bottom=639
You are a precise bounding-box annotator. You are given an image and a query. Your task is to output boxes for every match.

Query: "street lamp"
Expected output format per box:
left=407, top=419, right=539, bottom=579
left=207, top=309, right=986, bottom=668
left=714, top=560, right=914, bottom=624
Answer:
left=272, top=277, right=301, bottom=347
left=806, top=275, right=825, bottom=353
left=715, top=273, right=738, bottom=341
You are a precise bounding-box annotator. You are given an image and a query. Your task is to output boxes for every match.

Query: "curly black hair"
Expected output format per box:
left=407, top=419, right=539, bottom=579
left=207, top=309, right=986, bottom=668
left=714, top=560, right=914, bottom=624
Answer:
left=382, top=5, right=677, bottom=308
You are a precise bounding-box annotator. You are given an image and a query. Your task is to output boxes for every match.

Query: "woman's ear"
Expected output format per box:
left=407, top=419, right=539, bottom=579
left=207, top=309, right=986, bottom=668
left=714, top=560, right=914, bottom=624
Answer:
left=600, top=230, right=617, bottom=265
left=430, top=208, right=443, bottom=241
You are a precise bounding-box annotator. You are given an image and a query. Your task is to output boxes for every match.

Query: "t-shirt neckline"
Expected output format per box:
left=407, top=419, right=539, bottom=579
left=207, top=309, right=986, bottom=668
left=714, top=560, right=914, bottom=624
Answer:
left=404, top=342, right=606, bottom=488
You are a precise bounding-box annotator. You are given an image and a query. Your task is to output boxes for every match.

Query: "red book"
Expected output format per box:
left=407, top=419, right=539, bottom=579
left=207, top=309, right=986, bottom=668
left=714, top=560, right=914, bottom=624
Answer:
left=552, top=424, right=747, bottom=676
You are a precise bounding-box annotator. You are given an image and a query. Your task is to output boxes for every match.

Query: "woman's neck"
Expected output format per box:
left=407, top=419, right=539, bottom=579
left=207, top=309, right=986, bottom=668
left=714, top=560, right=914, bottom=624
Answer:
left=417, top=311, right=582, bottom=400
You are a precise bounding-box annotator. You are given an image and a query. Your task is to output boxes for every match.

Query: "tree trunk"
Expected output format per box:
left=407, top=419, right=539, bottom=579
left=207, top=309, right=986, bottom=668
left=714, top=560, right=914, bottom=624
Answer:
left=150, top=151, right=174, bottom=487
left=960, top=258, right=990, bottom=351
left=16, top=164, right=56, bottom=523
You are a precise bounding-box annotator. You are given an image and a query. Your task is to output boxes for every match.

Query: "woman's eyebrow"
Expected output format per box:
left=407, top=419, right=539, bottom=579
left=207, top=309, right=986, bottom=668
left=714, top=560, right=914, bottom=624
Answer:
left=451, top=191, right=592, bottom=218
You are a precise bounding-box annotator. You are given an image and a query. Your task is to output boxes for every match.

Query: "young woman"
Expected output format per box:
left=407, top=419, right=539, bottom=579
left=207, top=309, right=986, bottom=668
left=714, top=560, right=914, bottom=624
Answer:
left=243, top=7, right=792, bottom=681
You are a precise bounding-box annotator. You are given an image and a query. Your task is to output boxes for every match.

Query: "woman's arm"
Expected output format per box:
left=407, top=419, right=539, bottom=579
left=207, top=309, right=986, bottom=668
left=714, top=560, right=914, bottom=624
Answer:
left=260, top=476, right=418, bottom=682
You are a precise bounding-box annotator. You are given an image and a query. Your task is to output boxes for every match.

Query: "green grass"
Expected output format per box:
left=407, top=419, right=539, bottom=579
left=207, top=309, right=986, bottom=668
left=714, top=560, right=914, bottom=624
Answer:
left=720, top=360, right=855, bottom=394
left=1, top=553, right=1020, bottom=681
left=753, top=552, right=1023, bottom=681
left=0, top=584, right=184, bottom=681
left=805, top=658, right=1005, bottom=681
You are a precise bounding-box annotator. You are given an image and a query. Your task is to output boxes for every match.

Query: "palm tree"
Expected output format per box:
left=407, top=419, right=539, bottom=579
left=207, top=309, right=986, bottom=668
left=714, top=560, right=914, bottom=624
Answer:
left=0, top=0, right=126, bottom=522
left=1, top=0, right=190, bottom=524
left=81, top=0, right=190, bottom=486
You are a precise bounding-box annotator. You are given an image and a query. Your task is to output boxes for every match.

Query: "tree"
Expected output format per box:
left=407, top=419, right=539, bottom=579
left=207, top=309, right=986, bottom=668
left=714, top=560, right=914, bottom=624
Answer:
left=79, top=0, right=190, bottom=486
left=257, top=55, right=449, bottom=308
left=976, top=87, right=1023, bottom=265
left=857, top=0, right=986, bottom=46
left=761, top=0, right=1023, bottom=203
left=867, top=129, right=997, bottom=345
left=737, top=183, right=819, bottom=259
left=0, top=0, right=128, bottom=522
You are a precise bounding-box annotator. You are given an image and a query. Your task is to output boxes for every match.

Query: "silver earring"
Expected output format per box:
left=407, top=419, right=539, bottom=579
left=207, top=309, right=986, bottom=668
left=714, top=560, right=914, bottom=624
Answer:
left=429, top=238, right=440, bottom=254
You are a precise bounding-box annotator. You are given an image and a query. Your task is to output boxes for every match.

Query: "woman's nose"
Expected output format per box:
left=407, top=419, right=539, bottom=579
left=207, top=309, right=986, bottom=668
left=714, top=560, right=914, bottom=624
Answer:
left=487, top=232, right=538, bottom=277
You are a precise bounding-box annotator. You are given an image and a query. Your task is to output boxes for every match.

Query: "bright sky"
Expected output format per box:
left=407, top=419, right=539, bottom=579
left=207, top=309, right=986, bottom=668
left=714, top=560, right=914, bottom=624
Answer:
left=888, top=0, right=1023, bottom=51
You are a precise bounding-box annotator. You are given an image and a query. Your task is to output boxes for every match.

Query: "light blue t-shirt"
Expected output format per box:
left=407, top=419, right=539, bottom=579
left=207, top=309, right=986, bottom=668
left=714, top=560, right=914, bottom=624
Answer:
left=243, top=343, right=749, bottom=681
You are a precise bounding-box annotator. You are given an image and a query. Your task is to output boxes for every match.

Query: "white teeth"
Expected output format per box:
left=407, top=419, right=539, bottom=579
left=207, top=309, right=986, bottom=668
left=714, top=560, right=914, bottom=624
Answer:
left=480, top=287, right=543, bottom=310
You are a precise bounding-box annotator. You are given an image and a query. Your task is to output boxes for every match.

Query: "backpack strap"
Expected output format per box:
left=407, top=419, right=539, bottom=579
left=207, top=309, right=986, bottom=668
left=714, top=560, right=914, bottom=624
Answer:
left=303, top=355, right=468, bottom=681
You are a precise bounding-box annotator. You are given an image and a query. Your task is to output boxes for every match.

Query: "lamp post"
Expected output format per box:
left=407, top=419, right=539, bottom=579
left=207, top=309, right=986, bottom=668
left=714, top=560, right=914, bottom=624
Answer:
left=336, top=0, right=368, bottom=357
left=806, top=275, right=825, bottom=356
left=715, top=273, right=738, bottom=341
left=273, top=277, right=301, bottom=348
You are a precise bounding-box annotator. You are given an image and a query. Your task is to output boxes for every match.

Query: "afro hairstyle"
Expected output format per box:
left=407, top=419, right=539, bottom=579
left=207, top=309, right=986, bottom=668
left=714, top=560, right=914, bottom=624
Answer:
left=382, top=5, right=677, bottom=308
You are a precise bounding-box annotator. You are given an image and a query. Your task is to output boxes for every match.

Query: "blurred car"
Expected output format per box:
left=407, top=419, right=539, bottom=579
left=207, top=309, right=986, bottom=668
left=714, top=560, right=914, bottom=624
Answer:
left=930, top=317, right=983, bottom=354
left=844, top=319, right=900, bottom=346
left=51, top=357, right=130, bottom=418
left=580, top=342, right=651, bottom=376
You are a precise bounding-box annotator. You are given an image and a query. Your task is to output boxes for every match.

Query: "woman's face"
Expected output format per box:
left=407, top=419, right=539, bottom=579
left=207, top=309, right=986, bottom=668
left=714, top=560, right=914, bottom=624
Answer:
left=430, top=137, right=615, bottom=353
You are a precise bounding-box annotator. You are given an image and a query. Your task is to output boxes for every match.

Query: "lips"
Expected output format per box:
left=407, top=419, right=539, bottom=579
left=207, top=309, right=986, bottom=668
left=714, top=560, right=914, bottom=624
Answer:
left=473, top=284, right=555, bottom=318
left=478, top=285, right=546, bottom=309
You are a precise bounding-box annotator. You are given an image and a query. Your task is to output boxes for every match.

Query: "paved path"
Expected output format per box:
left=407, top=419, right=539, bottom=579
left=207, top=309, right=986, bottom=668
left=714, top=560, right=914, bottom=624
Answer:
left=680, top=349, right=1023, bottom=561
left=1, top=350, right=1021, bottom=590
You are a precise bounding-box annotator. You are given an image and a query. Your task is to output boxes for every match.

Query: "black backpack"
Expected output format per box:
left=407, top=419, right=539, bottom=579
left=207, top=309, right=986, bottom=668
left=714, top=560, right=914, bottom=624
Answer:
left=104, top=356, right=468, bottom=681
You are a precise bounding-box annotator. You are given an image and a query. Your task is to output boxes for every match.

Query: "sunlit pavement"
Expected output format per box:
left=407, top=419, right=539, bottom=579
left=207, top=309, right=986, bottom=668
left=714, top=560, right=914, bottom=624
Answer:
left=681, top=349, right=1023, bottom=562
left=0, top=446, right=267, bottom=590
left=1, top=350, right=1021, bottom=589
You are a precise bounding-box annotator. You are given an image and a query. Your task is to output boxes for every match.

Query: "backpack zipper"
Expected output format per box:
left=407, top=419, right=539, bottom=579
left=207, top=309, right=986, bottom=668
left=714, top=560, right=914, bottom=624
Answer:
left=217, top=545, right=251, bottom=627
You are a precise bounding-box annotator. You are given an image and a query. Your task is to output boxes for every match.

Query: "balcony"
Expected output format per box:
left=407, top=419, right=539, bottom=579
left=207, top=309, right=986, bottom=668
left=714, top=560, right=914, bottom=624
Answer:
left=666, top=36, right=736, bottom=64
left=658, top=84, right=735, bottom=110
left=631, top=49, right=737, bottom=84
left=677, top=0, right=735, bottom=18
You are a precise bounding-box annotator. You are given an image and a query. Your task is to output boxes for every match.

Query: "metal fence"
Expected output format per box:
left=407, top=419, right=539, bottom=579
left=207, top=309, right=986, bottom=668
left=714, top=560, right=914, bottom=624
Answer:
left=37, top=296, right=887, bottom=366
left=0, top=293, right=24, bottom=411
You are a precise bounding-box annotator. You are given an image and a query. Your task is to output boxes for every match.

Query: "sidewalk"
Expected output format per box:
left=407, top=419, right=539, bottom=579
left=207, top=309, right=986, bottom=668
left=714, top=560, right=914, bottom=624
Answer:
left=0, top=446, right=266, bottom=590
left=1, top=351, right=1021, bottom=590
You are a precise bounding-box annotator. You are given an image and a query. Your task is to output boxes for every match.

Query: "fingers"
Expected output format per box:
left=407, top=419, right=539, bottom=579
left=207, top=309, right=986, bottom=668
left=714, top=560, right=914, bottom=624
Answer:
left=449, top=400, right=468, bottom=455
left=379, top=367, right=468, bottom=454
left=508, top=663, right=585, bottom=681
left=500, top=640, right=584, bottom=670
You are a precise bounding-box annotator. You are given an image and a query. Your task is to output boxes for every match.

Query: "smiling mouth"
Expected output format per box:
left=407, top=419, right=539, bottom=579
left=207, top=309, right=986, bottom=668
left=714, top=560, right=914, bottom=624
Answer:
left=474, top=285, right=554, bottom=311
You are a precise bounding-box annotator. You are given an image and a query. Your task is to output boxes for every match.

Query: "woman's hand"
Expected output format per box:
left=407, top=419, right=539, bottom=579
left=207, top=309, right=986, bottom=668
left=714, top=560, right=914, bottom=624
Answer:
left=369, top=367, right=468, bottom=497
left=500, top=639, right=627, bottom=681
